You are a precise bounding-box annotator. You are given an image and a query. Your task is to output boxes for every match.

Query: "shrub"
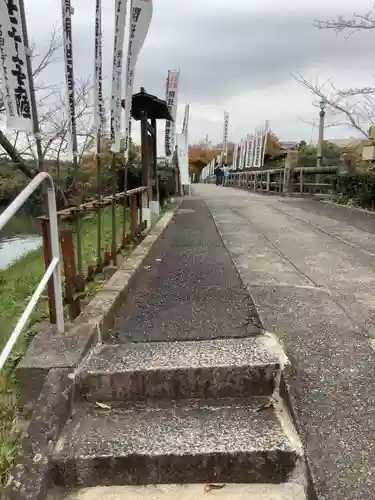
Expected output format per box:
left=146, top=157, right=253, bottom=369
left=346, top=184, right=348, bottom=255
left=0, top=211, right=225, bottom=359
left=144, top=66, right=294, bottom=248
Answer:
left=333, top=173, right=375, bottom=210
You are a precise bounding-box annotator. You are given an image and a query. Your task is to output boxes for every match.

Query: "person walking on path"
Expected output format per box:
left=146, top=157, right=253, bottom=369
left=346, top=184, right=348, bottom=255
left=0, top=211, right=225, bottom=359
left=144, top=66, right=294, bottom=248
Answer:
left=214, top=165, right=223, bottom=186
left=223, top=164, right=229, bottom=186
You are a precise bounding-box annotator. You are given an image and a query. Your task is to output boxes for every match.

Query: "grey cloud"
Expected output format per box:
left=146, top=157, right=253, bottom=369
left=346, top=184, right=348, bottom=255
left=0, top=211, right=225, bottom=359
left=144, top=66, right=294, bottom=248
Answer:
left=135, top=11, right=374, bottom=104
left=28, top=1, right=375, bottom=106
left=23, top=0, right=375, bottom=145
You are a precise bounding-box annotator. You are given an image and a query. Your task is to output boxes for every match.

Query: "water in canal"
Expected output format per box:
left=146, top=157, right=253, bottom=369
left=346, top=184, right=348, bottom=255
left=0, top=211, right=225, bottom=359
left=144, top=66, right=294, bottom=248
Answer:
left=0, top=209, right=41, bottom=270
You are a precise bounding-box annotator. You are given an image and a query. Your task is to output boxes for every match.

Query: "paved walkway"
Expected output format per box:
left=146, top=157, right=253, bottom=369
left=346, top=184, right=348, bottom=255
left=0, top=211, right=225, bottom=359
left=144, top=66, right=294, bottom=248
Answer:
left=191, top=184, right=375, bottom=500
left=112, top=199, right=261, bottom=342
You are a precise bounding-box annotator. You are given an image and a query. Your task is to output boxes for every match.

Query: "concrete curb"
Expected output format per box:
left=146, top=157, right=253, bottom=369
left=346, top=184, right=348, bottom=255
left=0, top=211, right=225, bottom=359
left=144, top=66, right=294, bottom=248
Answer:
left=322, top=199, right=375, bottom=215
left=5, top=369, right=74, bottom=500
left=16, top=201, right=181, bottom=417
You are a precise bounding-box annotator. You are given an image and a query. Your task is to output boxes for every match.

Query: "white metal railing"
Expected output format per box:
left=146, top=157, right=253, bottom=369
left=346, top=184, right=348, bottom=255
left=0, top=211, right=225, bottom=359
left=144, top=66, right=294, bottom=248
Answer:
left=0, top=172, right=64, bottom=371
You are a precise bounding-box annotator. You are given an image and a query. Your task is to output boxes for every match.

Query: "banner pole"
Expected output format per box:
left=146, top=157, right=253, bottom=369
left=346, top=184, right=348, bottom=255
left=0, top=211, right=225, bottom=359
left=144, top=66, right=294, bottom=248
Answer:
left=18, top=0, right=44, bottom=173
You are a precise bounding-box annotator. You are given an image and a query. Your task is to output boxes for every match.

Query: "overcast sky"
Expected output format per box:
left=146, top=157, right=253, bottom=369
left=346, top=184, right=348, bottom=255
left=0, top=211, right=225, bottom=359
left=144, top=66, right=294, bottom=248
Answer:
left=24, top=0, right=375, bottom=151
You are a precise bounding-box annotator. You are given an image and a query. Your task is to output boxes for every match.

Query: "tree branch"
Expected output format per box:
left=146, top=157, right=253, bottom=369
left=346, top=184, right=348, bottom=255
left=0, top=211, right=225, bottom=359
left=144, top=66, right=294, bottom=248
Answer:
left=315, top=9, right=375, bottom=33
left=292, top=72, right=371, bottom=138
left=0, top=130, right=36, bottom=179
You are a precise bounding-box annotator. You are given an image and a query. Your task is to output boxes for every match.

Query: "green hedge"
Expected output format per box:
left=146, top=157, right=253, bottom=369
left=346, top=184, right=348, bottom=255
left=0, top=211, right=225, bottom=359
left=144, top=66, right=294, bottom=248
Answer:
left=333, top=173, right=375, bottom=209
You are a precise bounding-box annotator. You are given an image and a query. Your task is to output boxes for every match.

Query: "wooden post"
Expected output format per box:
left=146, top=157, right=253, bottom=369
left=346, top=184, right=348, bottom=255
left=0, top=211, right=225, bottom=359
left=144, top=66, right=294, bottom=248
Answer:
left=140, top=111, right=150, bottom=194
left=60, top=230, right=81, bottom=320
left=267, top=171, right=270, bottom=192
left=284, top=150, right=298, bottom=194
left=151, top=117, right=159, bottom=202
left=300, top=170, right=304, bottom=194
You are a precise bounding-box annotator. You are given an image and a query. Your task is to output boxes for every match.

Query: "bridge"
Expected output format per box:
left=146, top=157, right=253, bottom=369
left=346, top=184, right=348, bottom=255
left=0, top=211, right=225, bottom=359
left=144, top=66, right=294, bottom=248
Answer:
left=2, top=0, right=374, bottom=497
left=3, top=182, right=375, bottom=500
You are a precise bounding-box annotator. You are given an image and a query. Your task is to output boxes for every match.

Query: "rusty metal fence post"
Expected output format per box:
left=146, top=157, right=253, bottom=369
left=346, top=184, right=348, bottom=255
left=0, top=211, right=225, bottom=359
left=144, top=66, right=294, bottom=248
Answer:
left=131, top=195, right=137, bottom=239
left=60, top=230, right=81, bottom=319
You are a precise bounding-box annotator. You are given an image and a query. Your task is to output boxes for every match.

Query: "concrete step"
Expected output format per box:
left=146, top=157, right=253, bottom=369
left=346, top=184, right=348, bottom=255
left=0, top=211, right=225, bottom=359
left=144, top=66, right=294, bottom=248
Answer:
left=47, top=483, right=306, bottom=500
left=78, top=336, right=282, bottom=402
left=52, top=398, right=301, bottom=487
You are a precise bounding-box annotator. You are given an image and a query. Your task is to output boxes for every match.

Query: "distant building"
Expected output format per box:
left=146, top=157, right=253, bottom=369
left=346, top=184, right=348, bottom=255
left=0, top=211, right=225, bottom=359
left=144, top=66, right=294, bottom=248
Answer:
left=280, top=141, right=298, bottom=151
left=330, top=138, right=363, bottom=148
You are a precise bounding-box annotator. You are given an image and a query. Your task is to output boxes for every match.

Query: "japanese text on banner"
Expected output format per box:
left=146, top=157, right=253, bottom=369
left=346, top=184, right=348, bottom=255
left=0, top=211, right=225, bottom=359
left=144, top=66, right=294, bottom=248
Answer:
left=222, top=111, right=229, bottom=161
left=164, top=69, right=180, bottom=160
left=94, top=0, right=105, bottom=134
left=61, top=0, right=78, bottom=160
left=123, top=0, right=153, bottom=161
left=110, top=0, right=127, bottom=153
left=0, top=0, right=33, bottom=132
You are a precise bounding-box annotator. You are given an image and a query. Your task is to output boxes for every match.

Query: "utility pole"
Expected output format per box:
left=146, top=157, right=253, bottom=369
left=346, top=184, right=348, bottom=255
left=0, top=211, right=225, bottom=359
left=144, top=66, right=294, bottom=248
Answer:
left=316, top=100, right=326, bottom=168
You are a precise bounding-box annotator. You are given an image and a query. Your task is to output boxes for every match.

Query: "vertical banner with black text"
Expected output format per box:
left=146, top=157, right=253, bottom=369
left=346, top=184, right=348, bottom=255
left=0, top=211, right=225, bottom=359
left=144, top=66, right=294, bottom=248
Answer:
left=222, top=111, right=229, bottom=164
left=246, top=134, right=252, bottom=168
left=165, top=69, right=180, bottom=161
left=110, top=0, right=128, bottom=152
left=178, top=103, right=190, bottom=186
left=239, top=139, right=245, bottom=170
left=61, top=0, right=78, bottom=162
left=261, top=120, right=270, bottom=168
left=176, top=133, right=190, bottom=185
left=0, top=0, right=33, bottom=132
left=94, top=0, right=105, bottom=135
left=232, top=143, right=238, bottom=170
left=123, top=0, right=153, bottom=161
left=255, top=130, right=263, bottom=168
left=250, top=133, right=256, bottom=168
left=181, top=103, right=190, bottom=140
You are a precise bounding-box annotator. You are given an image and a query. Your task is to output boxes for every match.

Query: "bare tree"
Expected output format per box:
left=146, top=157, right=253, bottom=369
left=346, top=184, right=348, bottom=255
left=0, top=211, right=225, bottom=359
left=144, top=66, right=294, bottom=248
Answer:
left=292, top=7, right=375, bottom=139
left=292, top=73, right=373, bottom=139
left=0, top=28, right=98, bottom=206
left=21, top=78, right=96, bottom=165
left=0, top=27, right=63, bottom=177
left=315, top=7, right=375, bottom=34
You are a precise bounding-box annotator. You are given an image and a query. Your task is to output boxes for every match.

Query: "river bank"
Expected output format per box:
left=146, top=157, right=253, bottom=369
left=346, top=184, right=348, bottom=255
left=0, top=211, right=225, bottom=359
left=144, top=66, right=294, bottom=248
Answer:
left=0, top=209, right=42, bottom=271
left=0, top=205, right=129, bottom=485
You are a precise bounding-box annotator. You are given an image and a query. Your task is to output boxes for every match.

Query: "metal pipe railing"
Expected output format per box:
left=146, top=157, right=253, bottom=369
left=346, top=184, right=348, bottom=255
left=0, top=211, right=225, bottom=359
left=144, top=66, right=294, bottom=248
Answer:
left=0, top=172, right=64, bottom=372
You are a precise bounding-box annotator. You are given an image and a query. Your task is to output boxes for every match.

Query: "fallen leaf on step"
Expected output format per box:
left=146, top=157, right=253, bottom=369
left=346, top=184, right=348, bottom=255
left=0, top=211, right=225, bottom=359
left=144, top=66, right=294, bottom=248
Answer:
left=204, top=484, right=226, bottom=493
left=156, top=258, right=162, bottom=262
left=257, top=396, right=275, bottom=412
left=144, top=265, right=151, bottom=270
left=94, top=401, right=111, bottom=410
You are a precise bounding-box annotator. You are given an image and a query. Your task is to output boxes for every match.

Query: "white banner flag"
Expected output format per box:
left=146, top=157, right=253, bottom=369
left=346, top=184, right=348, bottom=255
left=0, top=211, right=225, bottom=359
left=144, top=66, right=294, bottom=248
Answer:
left=261, top=119, right=270, bottom=168
left=222, top=111, right=229, bottom=163
left=176, top=133, right=190, bottom=185
left=110, top=0, right=128, bottom=152
left=0, top=0, right=33, bottom=132
left=123, top=0, right=153, bottom=161
left=165, top=69, right=180, bottom=160
left=182, top=103, right=189, bottom=139
left=246, top=133, right=251, bottom=167
left=250, top=133, right=256, bottom=168
left=94, top=0, right=105, bottom=134
left=243, top=139, right=248, bottom=169
left=239, top=139, right=245, bottom=170
left=232, top=143, right=238, bottom=169
left=61, top=0, right=78, bottom=161
left=254, top=130, right=263, bottom=168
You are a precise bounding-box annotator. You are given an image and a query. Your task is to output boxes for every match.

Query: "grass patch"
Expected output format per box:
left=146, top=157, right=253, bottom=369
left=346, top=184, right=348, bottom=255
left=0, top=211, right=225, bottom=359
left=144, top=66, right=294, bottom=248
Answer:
left=0, top=204, right=128, bottom=486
